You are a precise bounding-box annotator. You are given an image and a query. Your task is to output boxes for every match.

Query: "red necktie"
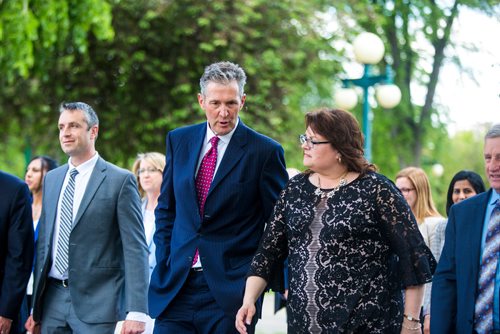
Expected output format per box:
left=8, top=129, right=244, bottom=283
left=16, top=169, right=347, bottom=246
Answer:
left=192, top=136, right=219, bottom=265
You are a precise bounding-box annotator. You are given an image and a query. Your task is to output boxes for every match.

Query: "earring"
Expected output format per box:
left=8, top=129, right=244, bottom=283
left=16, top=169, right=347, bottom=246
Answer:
left=337, top=155, right=342, bottom=163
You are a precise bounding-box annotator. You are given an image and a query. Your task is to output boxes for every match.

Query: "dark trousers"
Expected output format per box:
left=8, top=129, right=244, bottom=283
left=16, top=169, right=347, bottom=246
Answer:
left=154, top=270, right=255, bottom=334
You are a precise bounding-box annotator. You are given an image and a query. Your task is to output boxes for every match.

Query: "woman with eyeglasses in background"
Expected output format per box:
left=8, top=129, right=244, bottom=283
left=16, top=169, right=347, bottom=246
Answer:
left=395, top=166, right=444, bottom=332
left=130, top=152, right=165, bottom=334
left=236, top=108, right=435, bottom=334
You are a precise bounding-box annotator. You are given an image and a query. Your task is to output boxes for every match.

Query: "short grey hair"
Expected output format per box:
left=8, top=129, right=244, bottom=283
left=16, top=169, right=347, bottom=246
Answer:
left=199, top=61, right=247, bottom=99
left=485, top=123, right=500, bottom=140
left=59, top=102, right=99, bottom=128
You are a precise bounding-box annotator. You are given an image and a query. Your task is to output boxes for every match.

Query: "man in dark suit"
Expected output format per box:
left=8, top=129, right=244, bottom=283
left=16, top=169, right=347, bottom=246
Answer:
left=431, top=123, right=500, bottom=334
left=0, top=171, right=33, bottom=334
left=25, top=102, right=149, bottom=334
left=148, top=61, right=288, bottom=334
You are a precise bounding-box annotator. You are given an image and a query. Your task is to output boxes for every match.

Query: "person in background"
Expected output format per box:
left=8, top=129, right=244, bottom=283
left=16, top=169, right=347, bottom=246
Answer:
left=431, top=124, right=500, bottom=333
left=422, top=170, right=486, bottom=333
left=25, top=156, right=59, bottom=230
left=148, top=61, right=288, bottom=334
left=25, top=102, right=148, bottom=334
left=236, top=108, right=435, bottom=333
left=395, top=167, right=444, bottom=330
left=132, top=152, right=165, bottom=278
left=0, top=170, right=34, bottom=334
left=19, top=156, right=58, bottom=330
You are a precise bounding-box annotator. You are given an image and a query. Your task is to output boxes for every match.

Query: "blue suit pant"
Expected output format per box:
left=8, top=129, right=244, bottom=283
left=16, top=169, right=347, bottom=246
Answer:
left=153, top=270, right=255, bottom=334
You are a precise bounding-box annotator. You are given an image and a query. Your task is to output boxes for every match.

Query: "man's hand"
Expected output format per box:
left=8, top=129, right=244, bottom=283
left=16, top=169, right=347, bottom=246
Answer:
left=0, top=316, right=12, bottom=334
left=24, top=315, right=41, bottom=334
left=121, top=320, right=145, bottom=334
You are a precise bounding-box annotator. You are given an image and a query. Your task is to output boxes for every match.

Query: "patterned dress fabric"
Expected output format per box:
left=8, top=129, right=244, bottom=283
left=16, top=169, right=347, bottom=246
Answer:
left=249, top=172, right=435, bottom=333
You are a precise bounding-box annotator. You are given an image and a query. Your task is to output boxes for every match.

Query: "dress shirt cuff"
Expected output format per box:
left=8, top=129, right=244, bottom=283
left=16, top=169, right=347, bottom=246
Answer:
left=125, top=312, right=147, bottom=323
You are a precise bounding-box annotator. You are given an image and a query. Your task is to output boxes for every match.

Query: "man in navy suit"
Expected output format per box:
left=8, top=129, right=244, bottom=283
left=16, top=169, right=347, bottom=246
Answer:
left=148, top=61, right=288, bottom=334
left=0, top=171, right=33, bottom=334
left=431, top=123, right=500, bottom=333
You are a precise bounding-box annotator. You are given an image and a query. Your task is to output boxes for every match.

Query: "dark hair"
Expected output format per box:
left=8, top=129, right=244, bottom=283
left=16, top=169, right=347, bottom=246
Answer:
left=305, top=108, right=376, bottom=175
left=445, top=170, right=486, bottom=215
left=31, top=155, right=58, bottom=173
left=59, top=101, right=99, bottom=128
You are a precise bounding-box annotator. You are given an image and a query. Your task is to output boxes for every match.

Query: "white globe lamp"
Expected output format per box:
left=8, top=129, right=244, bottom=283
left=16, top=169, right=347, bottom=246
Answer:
left=353, top=32, right=385, bottom=65
left=334, top=88, right=358, bottom=110
left=375, top=84, right=402, bottom=109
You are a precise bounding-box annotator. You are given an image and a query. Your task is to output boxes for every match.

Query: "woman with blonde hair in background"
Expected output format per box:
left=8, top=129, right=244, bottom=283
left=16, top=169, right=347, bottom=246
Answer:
left=130, top=152, right=165, bottom=334
left=132, top=152, right=166, bottom=278
left=395, top=166, right=444, bottom=333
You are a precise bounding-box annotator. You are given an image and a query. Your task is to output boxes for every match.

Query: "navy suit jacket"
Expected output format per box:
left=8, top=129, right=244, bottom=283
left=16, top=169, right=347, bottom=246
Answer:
left=148, top=120, right=288, bottom=318
left=0, top=171, right=34, bottom=320
left=431, top=190, right=492, bottom=333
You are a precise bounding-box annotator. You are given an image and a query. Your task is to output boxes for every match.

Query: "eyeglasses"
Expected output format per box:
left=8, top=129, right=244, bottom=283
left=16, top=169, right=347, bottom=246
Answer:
left=299, top=134, right=330, bottom=149
left=398, top=187, right=415, bottom=194
left=137, top=167, right=161, bottom=176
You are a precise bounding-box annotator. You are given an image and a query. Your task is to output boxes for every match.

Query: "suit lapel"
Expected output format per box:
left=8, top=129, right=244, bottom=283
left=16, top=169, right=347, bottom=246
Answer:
left=44, top=166, right=68, bottom=245
left=468, top=191, right=491, bottom=285
left=73, top=157, right=106, bottom=228
left=209, top=121, right=247, bottom=193
left=188, top=125, right=207, bottom=183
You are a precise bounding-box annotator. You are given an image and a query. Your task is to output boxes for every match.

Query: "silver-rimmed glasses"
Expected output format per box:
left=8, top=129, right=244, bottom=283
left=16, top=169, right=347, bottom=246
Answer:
left=299, top=134, right=330, bottom=149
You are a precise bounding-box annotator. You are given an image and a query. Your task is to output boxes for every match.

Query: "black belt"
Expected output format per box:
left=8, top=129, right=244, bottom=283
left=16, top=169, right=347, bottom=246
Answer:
left=49, top=277, right=69, bottom=287
left=190, top=267, right=203, bottom=273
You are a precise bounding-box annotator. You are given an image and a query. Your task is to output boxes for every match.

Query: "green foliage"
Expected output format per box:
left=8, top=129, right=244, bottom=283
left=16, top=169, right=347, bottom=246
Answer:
left=332, top=0, right=498, bottom=171
left=1, top=0, right=340, bottom=174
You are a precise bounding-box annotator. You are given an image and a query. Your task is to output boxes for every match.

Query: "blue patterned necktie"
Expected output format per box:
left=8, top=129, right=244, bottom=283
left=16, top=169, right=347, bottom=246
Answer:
left=54, top=168, right=79, bottom=275
left=474, top=200, right=500, bottom=333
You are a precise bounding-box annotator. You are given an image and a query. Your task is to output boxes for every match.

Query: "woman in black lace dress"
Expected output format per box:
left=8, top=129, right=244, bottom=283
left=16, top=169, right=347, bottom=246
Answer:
left=235, top=108, right=436, bottom=334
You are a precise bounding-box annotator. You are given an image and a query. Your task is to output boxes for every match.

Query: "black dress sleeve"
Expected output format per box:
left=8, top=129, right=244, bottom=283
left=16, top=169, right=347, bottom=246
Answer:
left=375, top=176, right=436, bottom=288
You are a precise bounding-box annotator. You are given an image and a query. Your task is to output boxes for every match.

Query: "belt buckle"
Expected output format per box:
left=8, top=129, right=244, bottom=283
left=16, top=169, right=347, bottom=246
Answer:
left=62, top=279, right=68, bottom=288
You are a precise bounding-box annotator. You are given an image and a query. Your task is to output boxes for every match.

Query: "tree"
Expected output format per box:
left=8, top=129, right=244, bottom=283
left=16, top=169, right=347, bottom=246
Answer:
left=1, top=0, right=341, bottom=174
left=331, top=0, right=499, bottom=174
left=0, top=0, right=114, bottom=173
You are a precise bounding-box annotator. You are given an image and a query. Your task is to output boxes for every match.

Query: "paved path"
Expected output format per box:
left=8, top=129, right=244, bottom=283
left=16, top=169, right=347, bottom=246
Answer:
left=255, top=293, right=287, bottom=334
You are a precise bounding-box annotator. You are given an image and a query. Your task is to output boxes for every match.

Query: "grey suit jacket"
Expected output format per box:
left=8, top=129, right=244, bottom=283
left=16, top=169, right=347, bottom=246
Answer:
left=32, top=157, right=149, bottom=323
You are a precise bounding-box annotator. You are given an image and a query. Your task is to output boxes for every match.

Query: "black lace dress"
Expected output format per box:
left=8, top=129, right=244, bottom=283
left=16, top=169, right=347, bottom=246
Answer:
left=249, top=172, right=436, bottom=333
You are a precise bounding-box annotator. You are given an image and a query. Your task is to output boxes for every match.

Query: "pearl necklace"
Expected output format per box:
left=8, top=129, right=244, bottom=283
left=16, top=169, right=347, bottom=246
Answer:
left=314, top=172, right=348, bottom=199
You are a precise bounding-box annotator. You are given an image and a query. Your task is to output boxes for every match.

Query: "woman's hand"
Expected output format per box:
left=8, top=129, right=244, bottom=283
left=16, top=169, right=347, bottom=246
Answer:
left=235, top=302, right=256, bottom=334
left=400, top=316, right=422, bottom=334
left=423, top=314, right=430, bottom=334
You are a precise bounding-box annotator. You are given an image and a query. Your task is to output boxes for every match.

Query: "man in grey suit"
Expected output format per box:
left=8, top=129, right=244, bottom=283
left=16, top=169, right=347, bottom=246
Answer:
left=25, top=102, right=149, bottom=334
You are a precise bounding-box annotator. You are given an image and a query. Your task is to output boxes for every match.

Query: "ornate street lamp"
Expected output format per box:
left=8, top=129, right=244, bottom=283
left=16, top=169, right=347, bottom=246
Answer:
left=334, top=32, right=401, bottom=162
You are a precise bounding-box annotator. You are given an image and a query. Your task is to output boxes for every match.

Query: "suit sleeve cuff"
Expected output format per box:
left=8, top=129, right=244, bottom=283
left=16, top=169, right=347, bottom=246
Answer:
left=125, top=312, right=148, bottom=322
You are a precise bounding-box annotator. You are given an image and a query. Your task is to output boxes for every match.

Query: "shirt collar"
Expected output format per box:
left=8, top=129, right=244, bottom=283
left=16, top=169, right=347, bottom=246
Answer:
left=490, top=189, right=500, bottom=207
left=204, top=118, right=239, bottom=145
left=68, top=152, right=99, bottom=175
